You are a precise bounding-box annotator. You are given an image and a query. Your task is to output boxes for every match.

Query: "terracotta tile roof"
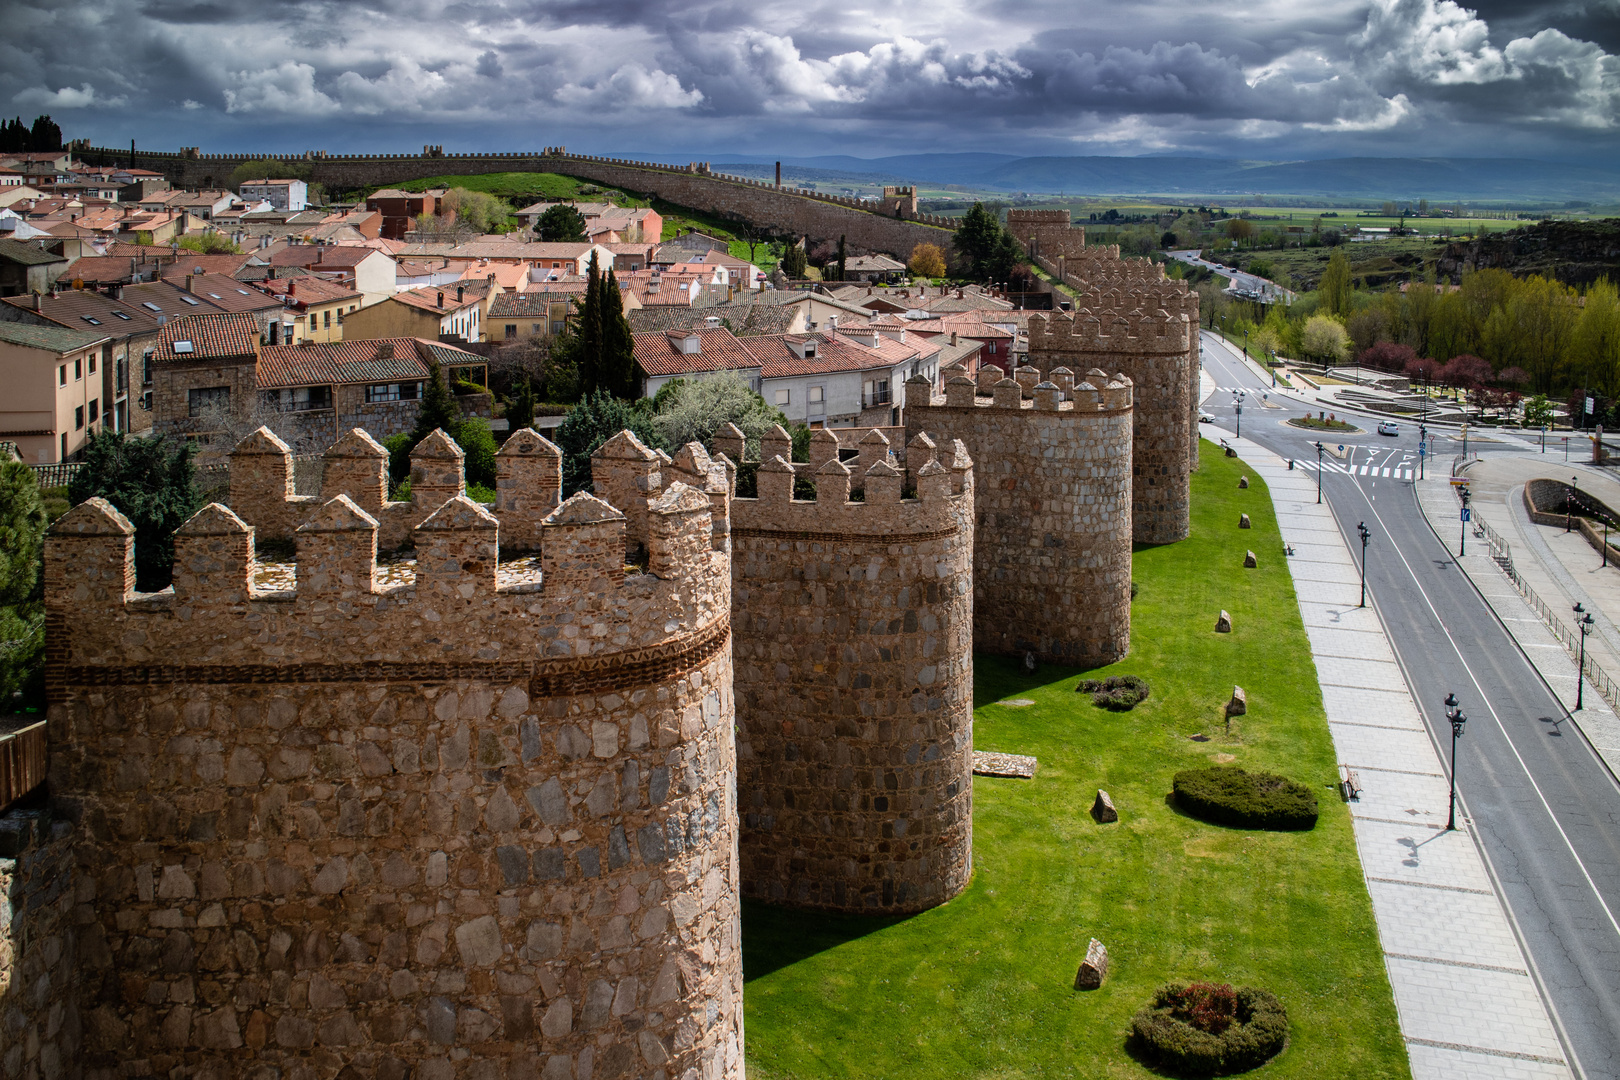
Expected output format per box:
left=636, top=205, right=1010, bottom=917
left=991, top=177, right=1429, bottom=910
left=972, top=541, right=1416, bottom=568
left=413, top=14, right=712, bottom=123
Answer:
left=632, top=327, right=761, bottom=378
left=0, top=238, right=67, bottom=266
left=845, top=254, right=906, bottom=271
left=394, top=281, right=493, bottom=313
left=255, top=337, right=457, bottom=389
left=489, top=291, right=577, bottom=318
left=266, top=245, right=389, bottom=269
left=155, top=254, right=256, bottom=279
left=256, top=275, right=363, bottom=307
left=1, top=279, right=226, bottom=335
left=0, top=321, right=108, bottom=353
left=155, top=312, right=261, bottom=363
left=169, top=272, right=283, bottom=314
left=741, top=330, right=937, bottom=378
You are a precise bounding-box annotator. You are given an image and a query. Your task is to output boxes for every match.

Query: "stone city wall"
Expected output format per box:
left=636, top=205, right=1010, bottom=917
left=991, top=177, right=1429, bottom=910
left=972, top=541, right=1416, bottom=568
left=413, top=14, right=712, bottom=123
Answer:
left=42, top=435, right=742, bottom=1078
left=88, top=147, right=957, bottom=259
left=1, top=808, right=81, bottom=1080
left=1027, top=307, right=1194, bottom=544
left=904, top=371, right=1134, bottom=665
left=724, top=429, right=976, bottom=914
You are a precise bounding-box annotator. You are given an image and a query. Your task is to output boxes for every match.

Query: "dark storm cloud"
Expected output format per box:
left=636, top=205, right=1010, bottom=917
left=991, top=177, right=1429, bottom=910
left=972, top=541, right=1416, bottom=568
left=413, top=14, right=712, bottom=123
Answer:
left=1, top=0, right=1615, bottom=159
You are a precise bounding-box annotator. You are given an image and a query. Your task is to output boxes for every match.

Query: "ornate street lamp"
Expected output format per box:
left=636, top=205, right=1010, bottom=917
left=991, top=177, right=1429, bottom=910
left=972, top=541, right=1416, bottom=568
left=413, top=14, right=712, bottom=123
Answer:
left=1574, top=603, right=1596, bottom=711
left=1315, top=441, right=1325, bottom=504
left=1443, top=693, right=1466, bottom=831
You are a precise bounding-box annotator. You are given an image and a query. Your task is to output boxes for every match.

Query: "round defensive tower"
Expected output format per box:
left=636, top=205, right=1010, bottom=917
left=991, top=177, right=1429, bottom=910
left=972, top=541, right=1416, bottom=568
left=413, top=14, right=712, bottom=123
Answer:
left=905, top=370, right=1134, bottom=665
left=43, top=427, right=743, bottom=1079
left=726, top=433, right=976, bottom=913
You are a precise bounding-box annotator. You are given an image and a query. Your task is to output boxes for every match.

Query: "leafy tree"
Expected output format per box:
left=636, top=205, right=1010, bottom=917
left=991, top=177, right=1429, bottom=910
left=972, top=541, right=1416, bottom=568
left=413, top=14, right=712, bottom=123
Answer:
left=1405, top=355, right=1441, bottom=384
left=1319, top=249, right=1353, bottom=318
left=831, top=235, right=847, bottom=283
left=383, top=433, right=414, bottom=488
left=0, top=459, right=46, bottom=710
left=908, top=243, right=946, bottom=279
left=178, top=233, right=242, bottom=255
left=67, top=432, right=200, bottom=591
left=452, top=418, right=498, bottom=489
left=1356, top=341, right=1416, bottom=372
left=507, top=376, right=537, bottom=433
left=555, top=390, right=665, bottom=495
left=1301, top=315, right=1351, bottom=365
left=572, top=255, right=641, bottom=399
left=651, top=371, right=787, bottom=457
left=1523, top=394, right=1556, bottom=428
left=1443, top=354, right=1493, bottom=392
left=440, top=188, right=513, bottom=234
left=228, top=159, right=310, bottom=191
left=1224, top=218, right=1254, bottom=243
left=535, top=204, right=588, bottom=242
left=984, top=229, right=1025, bottom=286
left=1160, top=231, right=1179, bottom=249
left=780, top=240, right=808, bottom=279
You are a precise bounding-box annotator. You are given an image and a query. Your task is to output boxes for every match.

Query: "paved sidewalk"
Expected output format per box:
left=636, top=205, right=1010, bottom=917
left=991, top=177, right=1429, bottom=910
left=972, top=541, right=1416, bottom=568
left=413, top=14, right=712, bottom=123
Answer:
left=1413, top=464, right=1620, bottom=774
left=1205, top=430, right=1572, bottom=1080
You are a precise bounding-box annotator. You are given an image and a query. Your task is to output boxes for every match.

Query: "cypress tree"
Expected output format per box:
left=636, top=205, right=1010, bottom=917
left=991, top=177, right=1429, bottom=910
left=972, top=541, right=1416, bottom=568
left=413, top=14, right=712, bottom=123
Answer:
left=67, top=432, right=200, bottom=592
left=835, top=235, right=847, bottom=282
left=576, top=252, right=606, bottom=396
left=411, top=358, right=460, bottom=443
left=601, top=268, right=641, bottom=398
left=508, top=376, right=537, bottom=433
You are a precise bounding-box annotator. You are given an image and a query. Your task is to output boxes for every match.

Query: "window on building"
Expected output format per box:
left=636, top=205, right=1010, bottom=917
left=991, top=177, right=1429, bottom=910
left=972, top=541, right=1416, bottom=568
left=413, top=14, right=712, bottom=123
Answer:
left=532, top=324, right=542, bottom=336
left=324, top=310, right=332, bottom=329
left=88, top=354, right=97, bottom=375
left=88, top=399, right=97, bottom=425
left=188, top=385, right=230, bottom=417
left=808, top=386, right=824, bottom=403
left=58, top=365, right=66, bottom=387
left=74, top=359, right=82, bottom=381
left=774, top=388, right=790, bottom=406
left=142, top=350, right=154, bottom=387
left=506, top=325, right=518, bottom=339
left=263, top=386, right=332, bottom=412
left=140, top=391, right=152, bottom=411
left=366, top=381, right=424, bottom=403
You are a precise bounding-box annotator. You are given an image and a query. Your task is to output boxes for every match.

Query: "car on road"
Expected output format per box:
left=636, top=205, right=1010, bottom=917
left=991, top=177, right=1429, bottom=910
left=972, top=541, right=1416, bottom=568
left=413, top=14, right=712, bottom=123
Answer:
left=1199, top=411, right=1216, bottom=423
left=1377, top=421, right=1400, bottom=436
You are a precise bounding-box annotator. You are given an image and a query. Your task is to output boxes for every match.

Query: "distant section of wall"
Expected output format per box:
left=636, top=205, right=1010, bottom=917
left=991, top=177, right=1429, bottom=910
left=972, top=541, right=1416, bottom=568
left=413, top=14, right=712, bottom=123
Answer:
left=82, top=147, right=958, bottom=258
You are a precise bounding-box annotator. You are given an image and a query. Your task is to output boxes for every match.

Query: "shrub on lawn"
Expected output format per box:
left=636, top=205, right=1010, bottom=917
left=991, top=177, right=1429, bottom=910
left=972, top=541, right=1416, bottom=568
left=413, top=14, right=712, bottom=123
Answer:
left=1078, top=674, right=1150, bottom=710
left=1173, top=766, right=1318, bottom=830
left=1129, top=982, right=1288, bottom=1076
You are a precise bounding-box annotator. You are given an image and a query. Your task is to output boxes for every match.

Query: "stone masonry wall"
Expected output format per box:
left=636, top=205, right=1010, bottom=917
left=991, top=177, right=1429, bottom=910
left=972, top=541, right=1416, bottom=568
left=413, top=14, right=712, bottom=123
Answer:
left=1, top=808, right=81, bottom=1080
left=727, top=434, right=976, bottom=914
left=43, top=451, right=742, bottom=1077
left=94, top=147, right=956, bottom=259
left=904, top=372, right=1134, bottom=666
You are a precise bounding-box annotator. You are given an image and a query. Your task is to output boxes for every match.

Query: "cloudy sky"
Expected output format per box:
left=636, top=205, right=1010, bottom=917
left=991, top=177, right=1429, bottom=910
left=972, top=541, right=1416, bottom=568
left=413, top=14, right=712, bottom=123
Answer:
left=3, top=0, right=1617, bottom=163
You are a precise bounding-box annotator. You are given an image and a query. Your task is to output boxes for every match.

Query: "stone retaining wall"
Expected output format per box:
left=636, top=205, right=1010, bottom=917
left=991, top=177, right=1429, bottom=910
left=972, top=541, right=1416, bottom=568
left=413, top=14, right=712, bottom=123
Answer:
left=726, top=432, right=976, bottom=913
left=43, top=437, right=742, bottom=1077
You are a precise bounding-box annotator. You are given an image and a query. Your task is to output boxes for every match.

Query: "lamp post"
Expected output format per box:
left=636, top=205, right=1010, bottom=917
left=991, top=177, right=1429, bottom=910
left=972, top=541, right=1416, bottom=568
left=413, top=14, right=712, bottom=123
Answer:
left=1443, top=693, right=1466, bottom=831
left=1568, top=476, right=1579, bottom=533
left=1541, top=425, right=1548, bottom=453
left=1459, top=486, right=1471, bottom=556
left=1358, top=522, right=1371, bottom=607
left=1233, top=391, right=1243, bottom=439
left=1315, top=441, right=1325, bottom=504
left=1574, top=603, right=1595, bottom=710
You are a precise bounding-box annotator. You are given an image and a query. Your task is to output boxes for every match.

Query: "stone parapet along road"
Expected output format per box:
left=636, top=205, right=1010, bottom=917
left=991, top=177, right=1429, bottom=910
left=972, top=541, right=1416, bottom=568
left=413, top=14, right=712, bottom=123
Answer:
left=1210, top=432, right=1573, bottom=1080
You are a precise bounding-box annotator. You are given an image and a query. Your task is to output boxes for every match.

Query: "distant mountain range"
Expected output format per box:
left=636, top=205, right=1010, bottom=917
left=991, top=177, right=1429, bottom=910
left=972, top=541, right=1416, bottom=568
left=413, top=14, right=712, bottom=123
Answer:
left=692, top=154, right=1620, bottom=204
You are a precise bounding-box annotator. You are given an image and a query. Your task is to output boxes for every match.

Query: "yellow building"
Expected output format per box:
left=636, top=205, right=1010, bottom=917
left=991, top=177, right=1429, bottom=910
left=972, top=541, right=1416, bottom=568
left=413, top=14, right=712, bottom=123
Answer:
left=0, top=322, right=112, bottom=463
left=257, top=276, right=364, bottom=343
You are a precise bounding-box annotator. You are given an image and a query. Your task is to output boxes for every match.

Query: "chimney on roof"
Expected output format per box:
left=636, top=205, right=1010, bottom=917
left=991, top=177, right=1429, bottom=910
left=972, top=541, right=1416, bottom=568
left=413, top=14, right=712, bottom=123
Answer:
left=437, top=291, right=445, bottom=308
left=378, top=341, right=393, bottom=359
left=185, top=274, right=195, bottom=294
left=951, top=331, right=958, bottom=347
left=456, top=285, right=464, bottom=303
left=29, top=292, right=40, bottom=311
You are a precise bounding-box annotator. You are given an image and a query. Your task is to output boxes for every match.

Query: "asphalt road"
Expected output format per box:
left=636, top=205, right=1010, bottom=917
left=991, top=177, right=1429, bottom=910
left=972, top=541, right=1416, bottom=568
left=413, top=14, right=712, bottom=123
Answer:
left=1166, top=249, right=1295, bottom=303
left=1199, top=333, right=1620, bottom=1080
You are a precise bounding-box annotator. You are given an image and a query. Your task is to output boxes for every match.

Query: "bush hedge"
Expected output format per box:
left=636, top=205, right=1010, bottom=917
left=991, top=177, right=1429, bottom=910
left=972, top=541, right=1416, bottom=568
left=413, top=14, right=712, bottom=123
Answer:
left=1130, top=983, right=1288, bottom=1076
left=1078, top=674, right=1150, bottom=711
left=1172, top=766, right=1318, bottom=830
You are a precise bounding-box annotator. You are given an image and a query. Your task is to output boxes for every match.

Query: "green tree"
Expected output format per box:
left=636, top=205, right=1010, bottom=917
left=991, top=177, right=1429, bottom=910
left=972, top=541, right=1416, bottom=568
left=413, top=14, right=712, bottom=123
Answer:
left=651, top=371, right=788, bottom=456
left=536, top=204, right=588, bottom=242
left=780, top=240, right=808, bottom=279
left=1319, top=249, right=1353, bottom=318
left=28, top=115, right=62, bottom=152
left=410, top=358, right=460, bottom=444
left=67, top=431, right=200, bottom=592
left=835, top=235, right=847, bottom=283
left=954, top=203, right=1001, bottom=279
left=600, top=268, right=641, bottom=399
left=441, top=188, right=513, bottom=234
left=1523, top=394, right=1556, bottom=428
left=507, top=376, right=537, bottom=433
left=574, top=253, right=608, bottom=396
left=554, top=391, right=666, bottom=495
left=0, top=459, right=46, bottom=710
left=1572, top=279, right=1620, bottom=397
left=909, top=243, right=947, bottom=278
left=178, top=233, right=242, bottom=255
left=1301, top=315, right=1352, bottom=365
left=451, top=418, right=498, bottom=489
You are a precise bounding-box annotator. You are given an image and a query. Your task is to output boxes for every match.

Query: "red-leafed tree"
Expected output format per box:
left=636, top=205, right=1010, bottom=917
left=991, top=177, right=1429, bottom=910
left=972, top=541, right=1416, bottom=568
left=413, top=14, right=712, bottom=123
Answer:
left=1442, top=354, right=1492, bottom=391
left=1356, top=341, right=1416, bottom=372
left=1405, top=356, right=1441, bottom=383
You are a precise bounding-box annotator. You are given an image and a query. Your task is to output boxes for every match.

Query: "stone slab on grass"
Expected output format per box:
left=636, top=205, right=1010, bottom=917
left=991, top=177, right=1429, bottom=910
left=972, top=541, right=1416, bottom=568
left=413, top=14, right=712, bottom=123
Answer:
left=972, top=750, right=1038, bottom=779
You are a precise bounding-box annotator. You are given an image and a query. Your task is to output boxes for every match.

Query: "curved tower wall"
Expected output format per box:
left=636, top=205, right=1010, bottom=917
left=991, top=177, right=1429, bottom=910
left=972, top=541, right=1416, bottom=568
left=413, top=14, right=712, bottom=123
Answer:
left=44, top=436, right=742, bottom=1078
left=728, top=438, right=976, bottom=913
left=905, top=373, right=1134, bottom=665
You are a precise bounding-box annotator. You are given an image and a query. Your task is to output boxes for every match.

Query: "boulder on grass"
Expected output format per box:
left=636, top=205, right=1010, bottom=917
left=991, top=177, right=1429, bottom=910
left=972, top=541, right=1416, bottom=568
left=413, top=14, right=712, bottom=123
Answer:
left=1216, top=610, right=1232, bottom=633
left=1244, top=550, right=1258, bottom=568
left=1226, top=686, right=1247, bottom=718
left=1075, top=938, right=1110, bottom=990
left=1092, top=789, right=1119, bottom=823
left=1238, top=475, right=1249, bottom=488
left=1239, top=513, right=1251, bottom=529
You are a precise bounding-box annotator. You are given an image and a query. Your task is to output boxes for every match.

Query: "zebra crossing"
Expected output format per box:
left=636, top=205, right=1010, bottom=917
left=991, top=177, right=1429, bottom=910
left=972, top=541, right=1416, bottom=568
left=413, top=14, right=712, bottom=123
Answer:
left=1297, top=459, right=1417, bottom=480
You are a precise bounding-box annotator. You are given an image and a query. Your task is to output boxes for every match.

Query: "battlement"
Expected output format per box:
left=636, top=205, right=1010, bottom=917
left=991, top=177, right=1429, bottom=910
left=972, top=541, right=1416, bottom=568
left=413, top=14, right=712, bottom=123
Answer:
left=1006, top=209, right=1074, bottom=224
left=905, top=368, right=1135, bottom=413
left=1027, top=309, right=1193, bottom=355
left=47, top=438, right=730, bottom=676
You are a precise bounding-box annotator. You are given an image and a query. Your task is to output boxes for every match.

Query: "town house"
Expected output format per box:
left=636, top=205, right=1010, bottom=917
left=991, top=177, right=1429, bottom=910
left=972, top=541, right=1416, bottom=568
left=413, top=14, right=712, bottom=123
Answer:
left=0, top=322, right=109, bottom=463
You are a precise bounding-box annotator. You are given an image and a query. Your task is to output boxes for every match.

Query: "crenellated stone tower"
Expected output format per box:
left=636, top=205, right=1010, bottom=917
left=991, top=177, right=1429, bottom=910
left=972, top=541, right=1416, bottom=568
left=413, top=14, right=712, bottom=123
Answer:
left=44, top=428, right=743, bottom=1078
left=904, top=369, right=1134, bottom=666
left=724, top=426, right=976, bottom=914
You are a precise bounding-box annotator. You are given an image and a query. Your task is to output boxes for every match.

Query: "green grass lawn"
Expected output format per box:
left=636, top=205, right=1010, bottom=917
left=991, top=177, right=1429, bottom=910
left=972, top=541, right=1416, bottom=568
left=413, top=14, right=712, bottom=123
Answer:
left=382, top=171, right=610, bottom=202
left=742, top=450, right=1408, bottom=1080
